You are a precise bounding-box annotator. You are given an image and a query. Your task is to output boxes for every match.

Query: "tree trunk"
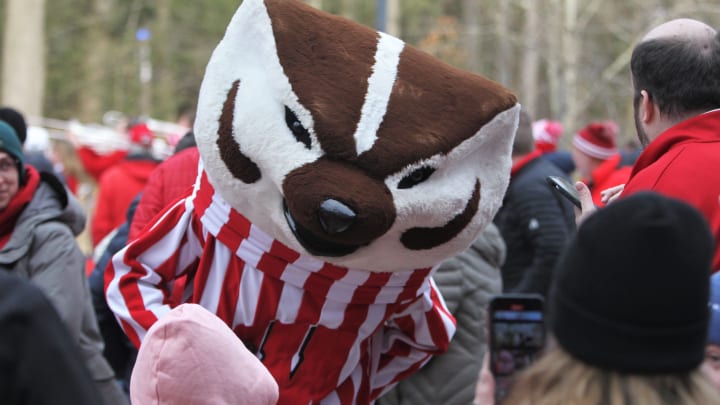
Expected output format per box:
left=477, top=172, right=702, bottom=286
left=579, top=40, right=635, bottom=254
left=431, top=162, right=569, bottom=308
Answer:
left=78, top=0, right=113, bottom=123
left=386, top=0, right=401, bottom=37
left=545, top=0, right=563, bottom=122
left=340, top=0, right=355, bottom=20
left=304, top=0, right=322, bottom=9
left=462, top=0, right=480, bottom=73
left=152, top=0, right=173, bottom=120
left=521, top=0, right=540, bottom=116
left=494, top=0, right=511, bottom=86
left=1, top=0, right=46, bottom=118
left=561, top=0, right=580, bottom=133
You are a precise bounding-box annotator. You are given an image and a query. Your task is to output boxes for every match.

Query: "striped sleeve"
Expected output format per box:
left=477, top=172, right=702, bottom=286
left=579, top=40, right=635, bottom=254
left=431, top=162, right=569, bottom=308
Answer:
left=370, top=278, right=456, bottom=399
left=104, top=198, right=203, bottom=347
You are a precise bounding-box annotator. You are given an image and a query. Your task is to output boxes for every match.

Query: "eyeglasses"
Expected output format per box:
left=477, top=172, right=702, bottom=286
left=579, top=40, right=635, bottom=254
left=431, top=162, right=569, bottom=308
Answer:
left=0, top=158, right=18, bottom=176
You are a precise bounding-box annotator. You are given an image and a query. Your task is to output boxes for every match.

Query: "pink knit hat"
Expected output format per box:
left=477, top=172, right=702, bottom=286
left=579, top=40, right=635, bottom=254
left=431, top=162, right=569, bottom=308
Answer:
left=130, top=304, right=279, bottom=405
left=572, top=121, right=619, bottom=159
left=532, top=119, right=564, bottom=153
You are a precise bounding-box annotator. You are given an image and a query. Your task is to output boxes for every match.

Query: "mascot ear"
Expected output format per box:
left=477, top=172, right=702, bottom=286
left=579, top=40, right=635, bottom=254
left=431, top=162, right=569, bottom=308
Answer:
left=194, top=0, right=286, bottom=178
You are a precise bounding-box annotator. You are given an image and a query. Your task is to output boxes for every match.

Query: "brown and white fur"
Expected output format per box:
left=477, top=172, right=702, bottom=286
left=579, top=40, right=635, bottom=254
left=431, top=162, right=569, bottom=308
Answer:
left=194, top=0, right=519, bottom=272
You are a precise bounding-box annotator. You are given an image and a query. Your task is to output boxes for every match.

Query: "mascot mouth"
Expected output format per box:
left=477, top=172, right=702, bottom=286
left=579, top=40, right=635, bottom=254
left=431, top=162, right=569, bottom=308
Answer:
left=283, top=201, right=361, bottom=257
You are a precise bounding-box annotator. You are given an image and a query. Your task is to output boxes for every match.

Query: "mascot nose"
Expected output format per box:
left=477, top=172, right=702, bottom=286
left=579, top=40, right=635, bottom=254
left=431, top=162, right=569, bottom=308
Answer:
left=318, top=199, right=356, bottom=234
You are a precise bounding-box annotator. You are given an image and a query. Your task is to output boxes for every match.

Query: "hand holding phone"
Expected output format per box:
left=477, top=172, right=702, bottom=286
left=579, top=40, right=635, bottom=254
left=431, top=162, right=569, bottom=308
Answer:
left=546, top=175, right=581, bottom=209
left=488, top=294, right=546, bottom=403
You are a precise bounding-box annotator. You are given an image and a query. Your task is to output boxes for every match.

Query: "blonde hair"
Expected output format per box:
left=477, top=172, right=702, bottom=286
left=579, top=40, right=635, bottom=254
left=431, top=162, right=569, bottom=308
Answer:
left=504, top=347, right=720, bottom=405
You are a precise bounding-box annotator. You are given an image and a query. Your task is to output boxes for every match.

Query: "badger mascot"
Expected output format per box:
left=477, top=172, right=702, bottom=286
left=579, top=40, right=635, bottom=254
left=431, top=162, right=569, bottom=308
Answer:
left=106, top=0, right=519, bottom=403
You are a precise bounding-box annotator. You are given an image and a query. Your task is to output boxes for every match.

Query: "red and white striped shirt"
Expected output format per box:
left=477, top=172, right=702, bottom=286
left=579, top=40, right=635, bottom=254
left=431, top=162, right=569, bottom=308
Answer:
left=105, top=170, right=456, bottom=405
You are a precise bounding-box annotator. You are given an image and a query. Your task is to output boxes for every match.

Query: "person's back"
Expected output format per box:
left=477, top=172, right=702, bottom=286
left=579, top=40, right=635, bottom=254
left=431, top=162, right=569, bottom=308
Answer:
left=129, top=145, right=199, bottom=240
left=0, top=271, right=104, bottom=404
left=91, top=125, right=160, bottom=246
left=622, top=114, right=720, bottom=269
left=494, top=109, right=576, bottom=297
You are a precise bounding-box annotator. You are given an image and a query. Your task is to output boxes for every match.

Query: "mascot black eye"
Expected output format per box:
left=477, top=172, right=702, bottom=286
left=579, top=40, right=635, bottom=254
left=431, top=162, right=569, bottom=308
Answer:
left=398, top=166, right=435, bottom=189
left=285, top=106, right=311, bottom=149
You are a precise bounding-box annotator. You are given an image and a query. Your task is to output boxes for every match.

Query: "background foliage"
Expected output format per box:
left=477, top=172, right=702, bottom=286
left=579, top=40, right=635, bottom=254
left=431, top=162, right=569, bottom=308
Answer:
left=2, top=0, right=720, bottom=147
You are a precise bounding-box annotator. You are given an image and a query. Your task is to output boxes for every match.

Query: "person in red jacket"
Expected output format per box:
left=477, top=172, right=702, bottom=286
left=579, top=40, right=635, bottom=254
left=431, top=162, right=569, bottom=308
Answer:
left=91, top=123, right=159, bottom=246
left=576, top=18, right=720, bottom=272
left=128, top=138, right=199, bottom=241
left=571, top=121, right=632, bottom=207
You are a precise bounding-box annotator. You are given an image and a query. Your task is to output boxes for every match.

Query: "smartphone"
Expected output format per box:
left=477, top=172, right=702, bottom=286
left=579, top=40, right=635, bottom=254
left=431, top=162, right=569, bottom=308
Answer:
left=488, top=294, right=546, bottom=403
left=546, top=175, right=581, bottom=209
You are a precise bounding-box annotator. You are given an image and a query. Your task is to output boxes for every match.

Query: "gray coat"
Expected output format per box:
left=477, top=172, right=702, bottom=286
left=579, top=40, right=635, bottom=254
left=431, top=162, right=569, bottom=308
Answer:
left=0, top=174, right=114, bottom=381
left=377, top=223, right=505, bottom=405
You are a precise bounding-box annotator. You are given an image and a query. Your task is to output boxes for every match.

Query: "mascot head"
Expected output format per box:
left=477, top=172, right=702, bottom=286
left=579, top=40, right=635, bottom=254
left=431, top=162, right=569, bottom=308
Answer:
left=194, top=0, right=519, bottom=272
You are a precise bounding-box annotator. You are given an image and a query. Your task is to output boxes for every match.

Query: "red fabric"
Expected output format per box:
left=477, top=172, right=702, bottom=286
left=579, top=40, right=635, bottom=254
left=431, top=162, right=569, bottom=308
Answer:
left=128, top=147, right=200, bottom=241
left=584, top=154, right=632, bottom=207
left=91, top=159, right=159, bottom=246
left=65, top=173, right=79, bottom=195
left=510, top=150, right=542, bottom=177
left=535, top=141, right=556, bottom=154
left=77, top=146, right=127, bottom=182
left=129, top=123, right=154, bottom=147
left=105, top=170, right=455, bottom=404
left=623, top=109, right=720, bottom=271
left=0, top=166, right=39, bottom=248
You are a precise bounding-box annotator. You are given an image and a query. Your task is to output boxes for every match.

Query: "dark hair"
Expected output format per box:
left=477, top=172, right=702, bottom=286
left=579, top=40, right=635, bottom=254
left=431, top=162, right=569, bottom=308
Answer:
left=630, top=32, right=720, bottom=120
left=0, top=107, right=27, bottom=144
left=173, top=131, right=197, bottom=154
left=512, top=109, right=535, bottom=156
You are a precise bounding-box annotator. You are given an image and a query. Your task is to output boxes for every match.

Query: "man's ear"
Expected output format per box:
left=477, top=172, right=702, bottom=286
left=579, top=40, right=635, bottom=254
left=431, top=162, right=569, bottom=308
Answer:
left=640, top=90, right=655, bottom=124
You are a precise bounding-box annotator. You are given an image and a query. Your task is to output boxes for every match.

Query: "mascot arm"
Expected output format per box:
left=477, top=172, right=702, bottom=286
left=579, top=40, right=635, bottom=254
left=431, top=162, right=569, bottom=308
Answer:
left=370, top=280, right=456, bottom=399
left=104, top=198, right=201, bottom=347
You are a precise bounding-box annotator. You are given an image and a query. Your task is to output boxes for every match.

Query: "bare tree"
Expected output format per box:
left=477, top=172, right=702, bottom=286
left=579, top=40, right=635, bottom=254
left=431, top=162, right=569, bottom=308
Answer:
left=304, top=0, right=323, bottom=9
left=386, top=0, right=401, bottom=36
left=494, top=0, right=512, bottom=86
left=461, top=0, right=480, bottom=73
left=520, top=0, right=540, bottom=115
left=340, top=0, right=355, bottom=20
left=78, top=0, right=113, bottom=122
left=1, top=0, right=46, bottom=117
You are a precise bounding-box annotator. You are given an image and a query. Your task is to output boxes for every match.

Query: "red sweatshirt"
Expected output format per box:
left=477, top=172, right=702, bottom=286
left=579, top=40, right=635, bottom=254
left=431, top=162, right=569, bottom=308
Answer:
left=623, top=109, right=720, bottom=272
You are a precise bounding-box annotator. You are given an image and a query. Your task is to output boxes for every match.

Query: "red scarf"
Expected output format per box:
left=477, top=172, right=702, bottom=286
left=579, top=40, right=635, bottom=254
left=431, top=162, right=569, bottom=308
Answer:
left=511, top=149, right=542, bottom=177
left=0, top=166, right=40, bottom=248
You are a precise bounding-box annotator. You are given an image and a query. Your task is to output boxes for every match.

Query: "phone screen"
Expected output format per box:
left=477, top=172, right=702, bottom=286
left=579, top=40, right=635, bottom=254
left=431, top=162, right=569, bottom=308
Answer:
left=489, top=295, right=546, bottom=403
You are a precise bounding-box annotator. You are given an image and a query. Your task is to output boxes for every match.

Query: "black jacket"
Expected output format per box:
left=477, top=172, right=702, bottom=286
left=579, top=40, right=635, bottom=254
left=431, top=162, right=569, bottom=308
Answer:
left=493, top=156, right=576, bottom=296
left=0, top=271, right=103, bottom=404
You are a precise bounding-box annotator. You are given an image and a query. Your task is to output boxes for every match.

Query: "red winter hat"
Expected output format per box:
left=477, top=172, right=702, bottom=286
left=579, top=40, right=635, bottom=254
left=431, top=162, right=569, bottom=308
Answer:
left=572, top=121, right=618, bottom=159
left=533, top=119, right=563, bottom=153
left=129, top=123, right=154, bottom=147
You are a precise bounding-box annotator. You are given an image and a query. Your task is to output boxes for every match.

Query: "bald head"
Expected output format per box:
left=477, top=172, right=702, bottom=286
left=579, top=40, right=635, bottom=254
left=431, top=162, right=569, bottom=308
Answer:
left=642, top=18, right=716, bottom=43
left=631, top=19, right=720, bottom=121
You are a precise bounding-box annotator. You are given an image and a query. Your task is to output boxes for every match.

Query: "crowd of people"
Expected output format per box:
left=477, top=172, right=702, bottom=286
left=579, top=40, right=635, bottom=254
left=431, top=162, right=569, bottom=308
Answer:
left=0, top=15, right=719, bottom=405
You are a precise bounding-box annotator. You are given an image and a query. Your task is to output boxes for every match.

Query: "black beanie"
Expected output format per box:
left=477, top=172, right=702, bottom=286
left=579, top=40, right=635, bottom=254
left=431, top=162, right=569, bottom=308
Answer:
left=549, top=192, right=712, bottom=374
left=0, top=107, right=27, bottom=145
